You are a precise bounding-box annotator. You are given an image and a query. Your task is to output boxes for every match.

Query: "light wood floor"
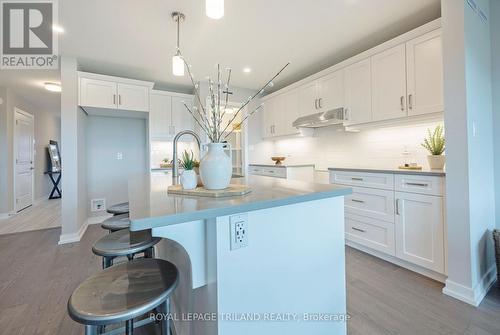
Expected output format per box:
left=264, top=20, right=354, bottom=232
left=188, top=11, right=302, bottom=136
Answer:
left=0, top=225, right=499, bottom=335
left=0, top=199, right=61, bottom=235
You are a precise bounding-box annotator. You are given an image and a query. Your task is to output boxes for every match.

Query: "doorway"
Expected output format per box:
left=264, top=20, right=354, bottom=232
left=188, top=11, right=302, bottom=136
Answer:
left=14, top=108, right=34, bottom=212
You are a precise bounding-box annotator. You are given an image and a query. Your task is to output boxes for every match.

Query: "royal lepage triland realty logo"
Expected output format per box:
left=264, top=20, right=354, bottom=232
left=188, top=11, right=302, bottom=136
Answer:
left=1, top=0, right=58, bottom=69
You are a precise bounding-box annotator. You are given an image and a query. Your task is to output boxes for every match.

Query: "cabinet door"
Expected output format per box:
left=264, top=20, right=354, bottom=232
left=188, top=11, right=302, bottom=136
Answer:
left=395, top=192, right=444, bottom=273
left=371, top=44, right=407, bottom=121
left=171, top=96, right=194, bottom=135
left=276, top=89, right=300, bottom=137
left=262, top=97, right=276, bottom=138
left=117, top=83, right=150, bottom=112
left=318, top=70, right=344, bottom=111
left=298, top=81, right=319, bottom=117
left=149, top=93, right=172, bottom=139
left=344, top=59, right=372, bottom=125
left=79, top=78, right=117, bottom=109
left=406, top=30, right=444, bottom=116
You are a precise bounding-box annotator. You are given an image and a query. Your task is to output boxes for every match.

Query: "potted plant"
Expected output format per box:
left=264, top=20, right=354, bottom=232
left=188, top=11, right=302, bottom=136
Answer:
left=160, top=158, right=171, bottom=169
left=421, top=125, right=445, bottom=170
left=180, top=150, right=198, bottom=190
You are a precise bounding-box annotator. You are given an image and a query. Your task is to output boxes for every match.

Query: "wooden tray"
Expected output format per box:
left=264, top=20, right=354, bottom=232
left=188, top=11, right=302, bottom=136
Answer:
left=167, top=184, right=252, bottom=198
left=398, top=165, right=423, bottom=170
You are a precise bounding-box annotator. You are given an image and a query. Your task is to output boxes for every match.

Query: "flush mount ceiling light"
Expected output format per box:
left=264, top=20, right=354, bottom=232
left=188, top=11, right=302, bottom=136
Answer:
left=206, top=0, right=224, bottom=19
left=52, top=24, right=64, bottom=33
left=172, top=12, right=185, bottom=77
left=243, top=67, right=251, bottom=73
left=44, top=82, right=61, bottom=92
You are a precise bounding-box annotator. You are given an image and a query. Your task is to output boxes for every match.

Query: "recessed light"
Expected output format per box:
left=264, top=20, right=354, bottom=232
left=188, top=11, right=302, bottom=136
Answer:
left=243, top=67, right=251, bottom=73
left=52, top=24, right=64, bottom=33
left=44, top=82, right=61, bottom=92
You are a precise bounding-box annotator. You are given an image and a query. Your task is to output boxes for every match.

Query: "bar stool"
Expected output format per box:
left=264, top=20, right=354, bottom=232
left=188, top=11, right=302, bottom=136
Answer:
left=92, top=229, right=161, bottom=269
left=101, top=214, right=130, bottom=232
left=107, top=202, right=129, bottom=216
left=68, top=258, right=178, bottom=335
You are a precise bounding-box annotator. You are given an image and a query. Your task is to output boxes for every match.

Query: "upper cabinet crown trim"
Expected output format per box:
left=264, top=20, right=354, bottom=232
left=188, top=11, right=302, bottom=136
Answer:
left=151, top=89, right=194, bottom=99
left=261, top=18, right=441, bottom=101
left=77, top=71, right=154, bottom=88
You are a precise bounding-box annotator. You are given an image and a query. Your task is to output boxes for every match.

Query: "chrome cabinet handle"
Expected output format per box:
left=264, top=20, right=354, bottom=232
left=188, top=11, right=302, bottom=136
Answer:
left=351, top=177, right=364, bottom=181
left=400, top=96, right=405, bottom=111
left=351, top=199, right=365, bottom=203
left=408, top=94, right=413, bottom=109
left=405, top=182, right=429, bottom=187
left=351, top=227, right=366, bottom=233
left=318, top=98, right=323, bottom=109
left=395, top=199, right=400, bottom=215
left=344, top=108, right=349, bottom=121
left=113, top=94, right=116, bottom=105
left=118, top=94, right=122, bottom=105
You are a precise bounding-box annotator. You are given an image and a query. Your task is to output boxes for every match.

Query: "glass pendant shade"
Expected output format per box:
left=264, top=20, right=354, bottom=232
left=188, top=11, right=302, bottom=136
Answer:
left=172, top=54, right=184, bottom=76
left=206, top=0, right=224, bottom=19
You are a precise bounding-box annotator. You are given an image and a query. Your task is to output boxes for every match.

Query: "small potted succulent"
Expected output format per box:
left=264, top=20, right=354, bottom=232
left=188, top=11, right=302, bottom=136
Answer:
left=180, top=150, right=198, bottom=190
left=160, top=158, right=171, bottom=169
left=421, top=125, right=445, bottom=170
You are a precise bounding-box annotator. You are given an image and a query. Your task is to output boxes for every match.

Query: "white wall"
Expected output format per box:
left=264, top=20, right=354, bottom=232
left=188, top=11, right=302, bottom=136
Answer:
left=86, top=116, right=147, bottom=217
left=441, top=0, right=496, bottom=306
left=492, top=0, right=500, bottom=229
left=249, top=120, right=444, bottom=170
left=0, top=87, right=8, bottom=214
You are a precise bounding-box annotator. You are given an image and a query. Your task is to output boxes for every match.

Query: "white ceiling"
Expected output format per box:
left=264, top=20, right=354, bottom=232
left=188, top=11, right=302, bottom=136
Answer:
left=0, top=0, right=441, bottom=114
left=60, top=0, right=441, bottom=93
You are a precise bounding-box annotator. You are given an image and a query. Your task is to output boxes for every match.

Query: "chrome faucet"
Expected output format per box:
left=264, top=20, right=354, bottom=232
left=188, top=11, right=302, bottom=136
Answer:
left=172, top=130, right=201, bottom=182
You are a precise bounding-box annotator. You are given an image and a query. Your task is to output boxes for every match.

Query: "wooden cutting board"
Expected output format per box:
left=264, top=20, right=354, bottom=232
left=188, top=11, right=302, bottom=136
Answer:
left=167, top=184, right=252, bottom=198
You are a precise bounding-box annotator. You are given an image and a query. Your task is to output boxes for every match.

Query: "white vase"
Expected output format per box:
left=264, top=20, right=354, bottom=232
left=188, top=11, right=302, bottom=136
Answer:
left=427, top=155, right=445, bottom=170
left=199, top=143, right=232, bottom=190
left=180, top=169, right=198, bottom=190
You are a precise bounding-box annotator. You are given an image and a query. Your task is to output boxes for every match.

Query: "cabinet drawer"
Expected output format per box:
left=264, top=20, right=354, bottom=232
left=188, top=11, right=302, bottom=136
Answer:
left=395, top=174, right=444, bottom=196
left=330, top=170, right=394, bottom=190
left=345, top=187, right=395, bottom=223
left=345, top=214, right=395, bottom=256
left=249, top=166, right=287, bottom=179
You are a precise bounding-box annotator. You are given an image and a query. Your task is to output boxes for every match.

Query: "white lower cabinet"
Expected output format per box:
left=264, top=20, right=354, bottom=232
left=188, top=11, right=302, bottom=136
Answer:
left=331, top=169, right=446, bottom=276
left=395, top=192, right=445, bottom=273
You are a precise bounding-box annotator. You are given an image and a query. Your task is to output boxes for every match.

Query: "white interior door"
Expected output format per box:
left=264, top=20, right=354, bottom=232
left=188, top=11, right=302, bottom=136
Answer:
left=14, top=109, right=34, bottom=212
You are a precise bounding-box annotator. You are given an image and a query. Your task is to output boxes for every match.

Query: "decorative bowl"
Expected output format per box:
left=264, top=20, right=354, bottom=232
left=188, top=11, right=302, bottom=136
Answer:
left=271, top=156, right=286, bottom=165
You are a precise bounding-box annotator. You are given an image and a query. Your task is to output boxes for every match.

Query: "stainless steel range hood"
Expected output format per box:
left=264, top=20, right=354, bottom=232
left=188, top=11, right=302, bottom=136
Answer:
left=292, top=107, right=345, bottom=129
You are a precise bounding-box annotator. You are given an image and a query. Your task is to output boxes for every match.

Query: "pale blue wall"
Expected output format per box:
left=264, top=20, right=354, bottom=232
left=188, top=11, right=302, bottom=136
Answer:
left=492, top=0, right=500, bottom=229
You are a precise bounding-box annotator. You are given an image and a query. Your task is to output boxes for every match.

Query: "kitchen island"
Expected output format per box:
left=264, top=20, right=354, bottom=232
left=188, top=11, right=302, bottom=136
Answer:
left=129, top=171, right=351, bottom=335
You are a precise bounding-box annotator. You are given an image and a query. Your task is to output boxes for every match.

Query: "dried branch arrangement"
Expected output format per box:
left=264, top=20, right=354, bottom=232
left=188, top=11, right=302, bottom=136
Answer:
left=179, top=53, right=290, bottom=143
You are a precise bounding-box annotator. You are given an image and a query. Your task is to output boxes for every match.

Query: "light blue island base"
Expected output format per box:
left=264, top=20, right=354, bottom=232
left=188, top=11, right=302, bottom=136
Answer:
left=129, top=172, right=351, bottom=335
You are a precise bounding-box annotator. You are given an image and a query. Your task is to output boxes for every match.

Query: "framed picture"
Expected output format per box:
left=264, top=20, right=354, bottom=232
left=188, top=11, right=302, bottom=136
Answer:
left=47, top=140, right=61, bottom=172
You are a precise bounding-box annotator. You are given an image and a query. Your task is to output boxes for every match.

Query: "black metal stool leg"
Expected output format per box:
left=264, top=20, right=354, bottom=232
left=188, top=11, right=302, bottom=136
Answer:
left=125, top=319, right=134, bottom=335
left=102, top=256, right=113, bottom=269
left=127, top=254, right=134, bottom=261
left=144, top=247, right=155, bottom=259
left=160, top=298, right=171, bottom=335
left=85, top=325, right=98, bottom=335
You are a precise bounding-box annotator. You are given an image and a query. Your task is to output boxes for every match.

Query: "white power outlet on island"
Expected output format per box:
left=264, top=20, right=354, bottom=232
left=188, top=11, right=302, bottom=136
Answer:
left=230, top=214, right=248, bottom=250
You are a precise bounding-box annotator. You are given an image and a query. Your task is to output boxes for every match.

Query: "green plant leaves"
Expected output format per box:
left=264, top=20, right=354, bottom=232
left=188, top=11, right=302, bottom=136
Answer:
left=421, top=125, right=445, bottom=155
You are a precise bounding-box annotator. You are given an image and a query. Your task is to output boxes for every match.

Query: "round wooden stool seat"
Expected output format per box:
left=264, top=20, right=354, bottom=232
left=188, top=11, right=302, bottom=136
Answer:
left=101, top=214, right=131, bottom=232
left=106, top=202, right=129, bottom=215
left=68, top=259, right=178, bottom=333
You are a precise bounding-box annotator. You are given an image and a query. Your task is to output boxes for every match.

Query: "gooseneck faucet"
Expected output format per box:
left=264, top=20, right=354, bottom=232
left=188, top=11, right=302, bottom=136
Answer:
left=172, top=130, right=201, bottom=182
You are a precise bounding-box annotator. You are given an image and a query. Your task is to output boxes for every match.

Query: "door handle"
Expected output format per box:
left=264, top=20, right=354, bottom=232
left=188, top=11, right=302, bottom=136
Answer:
left=408, top=94, right=413, bottom=110
left=351, top=199, right=365, bottom=203
left=318, top=98, right=322, bottom=109
left=118, top=95, right=122, bottom=105
left=400, top=96, right=405, bottom=111
left=351, top=227, right=366, bottom=233
left=395, top=199, right=400, bottom=215
left=113, top=94, right=116, bottom=105
left=405, top=182, right=429, bottom=187
left=351, top=177, right=364, bottom=181
left=344, top=108, right=349, bottom=121
left=314, top=99, right=318, bottom=110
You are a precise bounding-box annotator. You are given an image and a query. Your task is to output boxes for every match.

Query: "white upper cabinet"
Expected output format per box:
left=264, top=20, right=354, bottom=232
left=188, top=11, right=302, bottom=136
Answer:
left=78, top=72, right=153, bottom=114
left=116, top=83, right=149, bottom=112
left=317, top=70, right=344, bottom=112
left=298, top=81, right=319, bottom=117
left=79, top=77, right=117, bottom=110
left=171, top=95, right=194, bottom=134
left=344, top=58, right=372, bottom=125
left=371, top=44, right=408, bottom=122
left=406, top=30, right=444, bottom=116
left=263, top=89, right=300, bottom=138
left=149, top=92, right=173, bottom=139
left=262, top=97, right=276, bottom=138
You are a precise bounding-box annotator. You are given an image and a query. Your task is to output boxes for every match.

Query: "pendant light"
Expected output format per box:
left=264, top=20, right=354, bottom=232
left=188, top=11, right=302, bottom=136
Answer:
left=172, top=12, right=185, bottom=76
left=206, top=0, right=224, bottom=19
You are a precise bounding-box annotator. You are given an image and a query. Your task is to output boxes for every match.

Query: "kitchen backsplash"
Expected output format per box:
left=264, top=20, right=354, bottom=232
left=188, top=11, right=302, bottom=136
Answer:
left=150, top=140, right=200, bottom=168
left=250, top=120, right=444, bottom=171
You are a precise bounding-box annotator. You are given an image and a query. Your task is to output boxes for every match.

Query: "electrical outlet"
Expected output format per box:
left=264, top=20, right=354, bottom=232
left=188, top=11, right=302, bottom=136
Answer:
left=91, top=198, right=106, bottom=212
left=230, top=214, right=248, bottom=250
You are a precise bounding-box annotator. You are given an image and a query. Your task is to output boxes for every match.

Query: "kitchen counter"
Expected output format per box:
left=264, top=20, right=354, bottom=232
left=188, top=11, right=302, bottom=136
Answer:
left=328, top=166, right=446, bottom=177
left=249, top=163, right=315, bottom=168
left=127, top=171, right=350, bottom=335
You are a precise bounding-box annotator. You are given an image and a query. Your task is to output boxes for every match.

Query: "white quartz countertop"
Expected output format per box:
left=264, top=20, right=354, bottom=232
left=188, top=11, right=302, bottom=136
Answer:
left=129, top=172, right=351, bottom=231
left=249, top=163, right=315, bottom=168
left=328, top=166, right=446, bottom=176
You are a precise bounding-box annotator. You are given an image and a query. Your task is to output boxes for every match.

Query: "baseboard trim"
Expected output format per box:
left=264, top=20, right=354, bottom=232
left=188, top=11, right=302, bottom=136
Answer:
left=443, top=265, right=497, bottom=307
left=58, top=214, right=111, bottom=245
left=346, top=240, right=447, bottom=283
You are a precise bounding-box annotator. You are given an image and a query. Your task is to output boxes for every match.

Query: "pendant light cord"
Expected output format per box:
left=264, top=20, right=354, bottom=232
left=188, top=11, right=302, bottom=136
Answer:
left=176, top=14, right=180, bottom=52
